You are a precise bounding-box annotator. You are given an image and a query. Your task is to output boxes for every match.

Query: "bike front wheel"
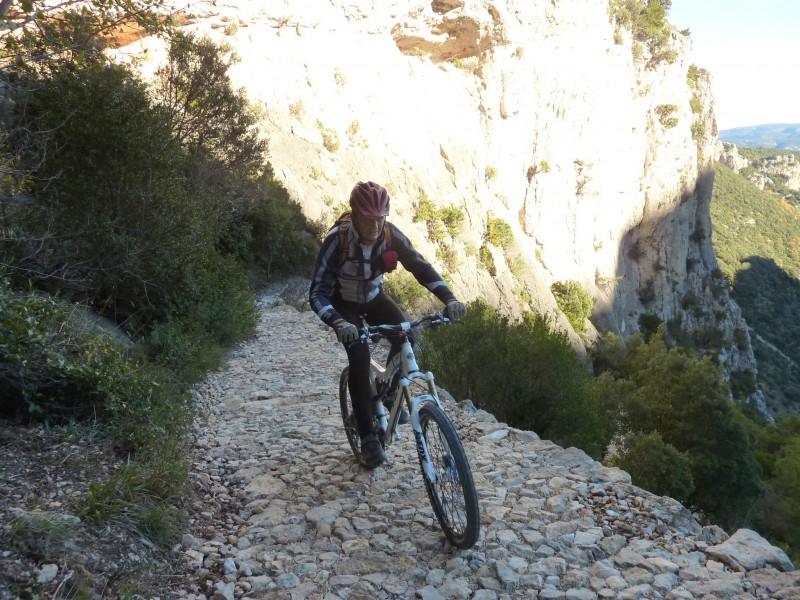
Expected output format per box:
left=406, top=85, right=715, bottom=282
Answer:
left=417, top=401, right=480, bottom=549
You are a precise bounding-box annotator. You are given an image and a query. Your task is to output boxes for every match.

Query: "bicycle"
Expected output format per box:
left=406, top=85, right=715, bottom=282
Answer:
left=338, top=311, right=480, bottom=549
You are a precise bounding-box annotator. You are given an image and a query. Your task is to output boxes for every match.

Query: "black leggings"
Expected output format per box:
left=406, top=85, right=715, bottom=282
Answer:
left=333, top=292, right=406, bottom=438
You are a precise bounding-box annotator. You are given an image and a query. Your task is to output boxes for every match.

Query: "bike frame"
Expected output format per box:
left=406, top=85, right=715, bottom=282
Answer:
left=368, top=322, right=443, bottom=482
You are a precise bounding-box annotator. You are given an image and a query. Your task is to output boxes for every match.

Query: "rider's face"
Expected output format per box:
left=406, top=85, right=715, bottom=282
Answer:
left=353, top=213, right=385, bottom=244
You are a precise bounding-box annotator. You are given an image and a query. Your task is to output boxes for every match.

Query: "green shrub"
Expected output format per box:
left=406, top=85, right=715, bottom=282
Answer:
left=383, top=269, right=438, bottom=316
left=687, top=64, right=698, bottom=88
left=436, top=245, right=461, bottom=273
left=423, top=300, right=607, bottom=457
left=478, top=246, right=496, bottom=275
left=0, top=280, right=192, bottom=453
left=484, top=216, right=514, bottom=249
left=691, top=120, right=706, bottom=141
left=611, top=431, right=695, bottom=502
left=81, top=448, right=188, bottom=546
left=638, top=313, right=662, bottom=339
left=3, top=513, right=75, bottom=557
left=414, top=192, right=464, bottom=244
left=610, top=0, right=676, bottom=66
left=439, top=205, right=466, bottom=237
left=551, top=280, right=593, bottom=332
left=316, top=120, right=340, bottom=152
left=154, top=32, right=267, bottom=180
left=246, top=171, right=316, bottom=280
left=591, top=331, right=763, bottom=529
left=753, top=415, right=800, bottom=563
left=655, top=104, right=679, bottom=128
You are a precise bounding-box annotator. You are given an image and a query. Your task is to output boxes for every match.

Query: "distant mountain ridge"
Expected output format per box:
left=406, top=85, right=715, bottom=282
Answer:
left=719, top=123, right=800, bottom=150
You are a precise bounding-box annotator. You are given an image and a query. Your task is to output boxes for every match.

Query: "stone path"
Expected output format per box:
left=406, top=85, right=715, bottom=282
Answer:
left=178, top=288, right=799, bottom=600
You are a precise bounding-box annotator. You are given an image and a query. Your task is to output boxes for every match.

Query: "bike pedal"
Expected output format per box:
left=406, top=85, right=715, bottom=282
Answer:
left=394, top=431, right=402, bottom=440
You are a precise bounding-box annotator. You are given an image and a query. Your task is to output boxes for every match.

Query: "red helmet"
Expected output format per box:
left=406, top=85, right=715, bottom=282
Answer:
left=350, top=181, right=390, bottom=217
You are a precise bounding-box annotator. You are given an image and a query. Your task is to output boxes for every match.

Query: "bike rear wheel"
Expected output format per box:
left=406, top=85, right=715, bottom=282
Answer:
left=339, top=367, right=363, bottom=463
left=339, top=367, right=385, bottom=468
left=417, top=401, right=480, bottom=549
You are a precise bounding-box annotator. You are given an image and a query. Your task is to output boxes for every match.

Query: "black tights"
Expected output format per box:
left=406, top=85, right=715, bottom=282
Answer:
left=333, top=292, right=406, bottom=438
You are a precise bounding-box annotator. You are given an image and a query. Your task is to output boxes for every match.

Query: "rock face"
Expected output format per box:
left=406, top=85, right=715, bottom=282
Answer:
left=718, top=141, right=800, bottom=191
left=113, top=0, right=756, bottom=377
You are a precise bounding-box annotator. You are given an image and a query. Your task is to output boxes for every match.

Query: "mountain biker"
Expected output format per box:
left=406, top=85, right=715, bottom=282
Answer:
left=309, top=181, right=467, bottom=469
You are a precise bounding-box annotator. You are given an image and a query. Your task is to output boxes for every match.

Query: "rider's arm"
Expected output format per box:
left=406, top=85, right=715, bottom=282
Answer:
left=309, top=228, right=346, bottom=327
left=387, top=224, right=457, bottom=306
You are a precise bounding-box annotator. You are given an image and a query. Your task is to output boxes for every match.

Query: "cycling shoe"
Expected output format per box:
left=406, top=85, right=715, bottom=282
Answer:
left=360, top=432, right=387, bottom=469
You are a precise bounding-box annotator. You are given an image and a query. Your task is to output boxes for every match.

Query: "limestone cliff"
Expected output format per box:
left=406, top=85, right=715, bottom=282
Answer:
left=115, top=0, right=756, bottom=379
left=718, top=142, right=800, bottom=192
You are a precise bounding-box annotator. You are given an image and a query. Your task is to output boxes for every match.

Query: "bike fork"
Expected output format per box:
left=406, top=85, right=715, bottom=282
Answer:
left=411, top=395, right=438, bottom=483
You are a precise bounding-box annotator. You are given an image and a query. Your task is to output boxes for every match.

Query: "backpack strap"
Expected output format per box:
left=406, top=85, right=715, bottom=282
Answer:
left=384, top=222, right=392, bottom=249
left=338, top=219, right=351, bottom=268
left=335, top=213, right=392, bottom=268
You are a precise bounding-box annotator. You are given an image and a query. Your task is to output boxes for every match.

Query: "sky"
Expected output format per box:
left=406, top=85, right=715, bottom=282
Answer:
left=668, top=0, right=800, bottom=131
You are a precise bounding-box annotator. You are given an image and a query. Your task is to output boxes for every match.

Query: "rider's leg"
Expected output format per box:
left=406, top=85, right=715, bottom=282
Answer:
left=363, top=293, right=410, bottom=424
left=332, top=299, right=387, bottom=468
left=363, top=292, right=407, bottom=361
left=331, top=300, right=374, bottom=437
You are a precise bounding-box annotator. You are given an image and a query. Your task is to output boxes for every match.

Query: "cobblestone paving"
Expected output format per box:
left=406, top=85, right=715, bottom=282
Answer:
left=178, top=292, right=799, bottom=600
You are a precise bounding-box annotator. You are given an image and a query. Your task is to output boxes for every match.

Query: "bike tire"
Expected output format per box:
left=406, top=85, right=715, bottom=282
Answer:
left=416, top=401, right=480, bottom=549
left=339, top=367, right=363, bottom=463
left=339, top=367, right=384, bottom=468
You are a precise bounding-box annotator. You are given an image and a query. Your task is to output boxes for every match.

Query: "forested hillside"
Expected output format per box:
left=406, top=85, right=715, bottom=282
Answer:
left=1, top=2, right=315, bottom=594
left=711, top=162, right=800, bottom=414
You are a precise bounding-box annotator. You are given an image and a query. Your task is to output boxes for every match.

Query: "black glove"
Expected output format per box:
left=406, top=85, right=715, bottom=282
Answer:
left=335, top=322, right=359, bottom=343
left=445, top=301, right=467, bottom=320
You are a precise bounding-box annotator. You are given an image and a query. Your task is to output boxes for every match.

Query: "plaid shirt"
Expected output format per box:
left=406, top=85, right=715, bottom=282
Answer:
left=309, top=221, right=455, bottom=327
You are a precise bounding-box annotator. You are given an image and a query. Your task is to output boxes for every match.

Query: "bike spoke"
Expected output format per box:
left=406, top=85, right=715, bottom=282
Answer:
left=424, top=420, right=469, bottom=536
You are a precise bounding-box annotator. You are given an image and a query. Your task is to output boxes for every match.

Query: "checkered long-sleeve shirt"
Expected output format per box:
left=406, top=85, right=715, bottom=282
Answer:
left=309, top=221, right=456, bottom=327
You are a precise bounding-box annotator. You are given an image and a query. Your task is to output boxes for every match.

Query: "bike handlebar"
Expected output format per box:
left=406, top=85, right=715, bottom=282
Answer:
left=362, top=311, right=452, bottom=340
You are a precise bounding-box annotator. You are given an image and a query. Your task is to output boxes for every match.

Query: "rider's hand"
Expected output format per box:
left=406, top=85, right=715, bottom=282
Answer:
left=334, top=322, right=359, bottom=343
left=445, top=300, right=467, bottom=320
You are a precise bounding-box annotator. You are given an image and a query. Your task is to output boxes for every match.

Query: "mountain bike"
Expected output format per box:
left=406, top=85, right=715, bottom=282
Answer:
left=338, top=312, right=480, bottom=549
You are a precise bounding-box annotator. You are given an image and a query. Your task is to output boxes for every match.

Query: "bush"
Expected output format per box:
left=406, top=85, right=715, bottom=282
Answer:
left=484, top=216, right=514, bottom=249
left=414, top=193, right=464, bottom=243
left=610, top=0, right=676, bottom=66
left=592, top=331, right=763, bottom=528
left=478, top=246, right=496, bottom=275
left=423, top=300, right=607, bottom=457
left=655, top=104, right=679, bottom=128
left=3, top=60, right=217, bottom=332
left=611, top=431, right=694, bottom=502
left=551, top=280, right=593, bottom=332
left=0, top=280, right=191, bottom=453
left=246, top=170, right=317, bottom=280
left=383, top=269, right=438, bottom=316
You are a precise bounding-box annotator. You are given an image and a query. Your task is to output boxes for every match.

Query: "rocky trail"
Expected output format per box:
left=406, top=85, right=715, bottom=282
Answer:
left=176, top=283, right=799, bottom=600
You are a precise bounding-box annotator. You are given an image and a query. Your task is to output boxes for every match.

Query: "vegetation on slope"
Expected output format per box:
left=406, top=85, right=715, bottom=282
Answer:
left=423, top=300, right=800, bottom=561
left=734, top=146, right=800, bottom=205
left=1, top=4, right=314, bottom=594
left=711, top=162, right=800, bottom=413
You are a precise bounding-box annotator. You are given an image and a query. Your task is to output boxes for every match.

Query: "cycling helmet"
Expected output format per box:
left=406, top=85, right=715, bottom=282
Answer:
left=350, top=181, right=390, bottom=217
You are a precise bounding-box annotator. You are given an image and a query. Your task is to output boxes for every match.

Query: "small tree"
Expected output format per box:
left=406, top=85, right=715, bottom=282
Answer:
left=611, top=431, right=694, bottom=502
left=551, top=280, right=593, bottom=332
left=423, top=300, right=607, bottom=457
left=484, top=216, right=514, bottom=249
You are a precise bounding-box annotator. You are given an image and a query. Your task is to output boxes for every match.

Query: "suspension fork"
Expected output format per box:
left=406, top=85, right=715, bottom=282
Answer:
left=409, top=392, right=438, bottom=482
